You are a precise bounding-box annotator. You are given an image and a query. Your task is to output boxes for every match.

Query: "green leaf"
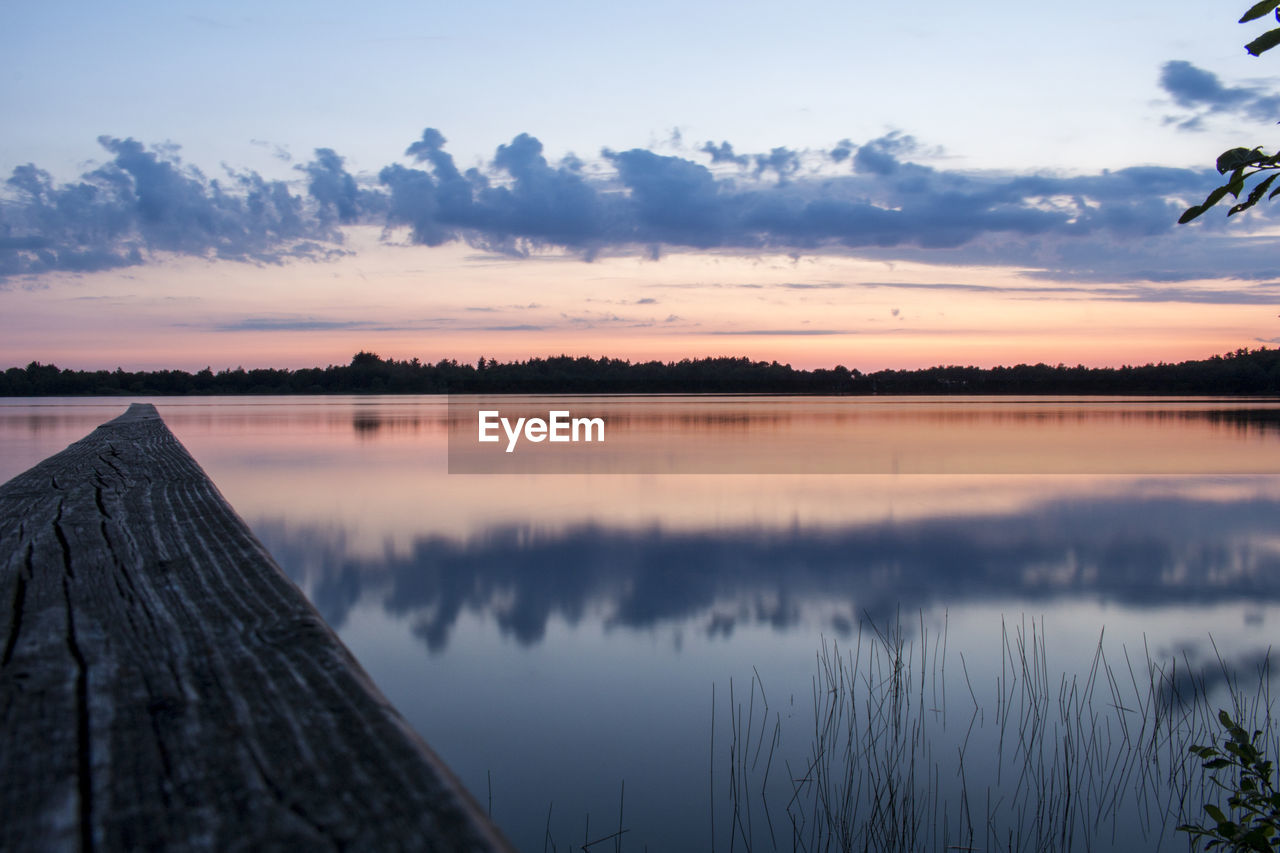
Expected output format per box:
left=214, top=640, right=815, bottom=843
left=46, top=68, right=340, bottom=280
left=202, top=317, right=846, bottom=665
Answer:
left=1247, top=173, right=1278, bottom=204
left=1207, top=803, right=1229, bottom=823
left=1185, top=184, right=1232, bottom=222
left=1243, top=826, right=1272, bottom=845
left=1240, top=0, right=1280, bottom=23
left=1219, top=149, right=1262, bottom=173
left=1246, top=27, right=1280, bottom=55
left=1179, top=205, right=1207, bottom=223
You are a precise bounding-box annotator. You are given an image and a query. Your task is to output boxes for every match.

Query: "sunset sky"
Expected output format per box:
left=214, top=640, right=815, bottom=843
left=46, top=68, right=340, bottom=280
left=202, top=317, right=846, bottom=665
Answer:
left=4, top=0, right=1280, bottom=371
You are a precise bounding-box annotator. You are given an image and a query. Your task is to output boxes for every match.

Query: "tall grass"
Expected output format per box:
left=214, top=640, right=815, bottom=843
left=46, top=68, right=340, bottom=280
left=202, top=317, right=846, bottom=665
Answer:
left=718, top=615, right=1276, bottom=852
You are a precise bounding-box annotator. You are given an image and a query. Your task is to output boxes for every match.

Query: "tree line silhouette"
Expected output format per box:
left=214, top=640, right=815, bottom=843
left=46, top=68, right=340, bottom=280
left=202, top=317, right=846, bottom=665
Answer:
left=3, top=348, right=1280, bottom=396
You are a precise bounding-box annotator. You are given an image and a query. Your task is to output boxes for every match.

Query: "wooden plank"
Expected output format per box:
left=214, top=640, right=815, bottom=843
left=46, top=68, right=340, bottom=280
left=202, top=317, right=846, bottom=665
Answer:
left=0, top=403, right=512, bottom=852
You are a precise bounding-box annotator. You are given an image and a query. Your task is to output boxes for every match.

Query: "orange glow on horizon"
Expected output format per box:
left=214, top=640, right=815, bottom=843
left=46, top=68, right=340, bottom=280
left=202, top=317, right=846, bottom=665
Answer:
left=2, top=232, right=1275, bottom=374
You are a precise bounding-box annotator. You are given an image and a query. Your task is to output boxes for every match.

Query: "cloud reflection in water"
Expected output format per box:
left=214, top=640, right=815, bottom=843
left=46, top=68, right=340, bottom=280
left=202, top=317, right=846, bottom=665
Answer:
left=255, top=489, right=1280, bottom=654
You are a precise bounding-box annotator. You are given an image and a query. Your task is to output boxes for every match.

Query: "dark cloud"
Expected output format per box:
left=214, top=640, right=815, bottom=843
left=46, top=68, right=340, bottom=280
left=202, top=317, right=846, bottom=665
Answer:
left=0, top=137, right=342, bottom=279
left=378, top=163, right=453, bottom=246
left=381, top=129, right=612, bottom=254
left=701, top=140, right=750, bottom=166
left=1159, top=60, right=1280, bottom=126
left=852, top=132, right=917, bottom=175
left=1, top=127, right=1273, bottom=285
left=479, top=133, right=608, bottom=252
left=1161, top=61, right=1250, bottom=109
left=603, top=148, right=730, bottom=248
left=404, top=127, right=448, bottom=163
left=754, top=146, right=801, bottom=181
left=389, top=127, right=479, bottom=242
left=300, top=148, right=361, bottom=224
left=829, top=139, right=854, bottom=163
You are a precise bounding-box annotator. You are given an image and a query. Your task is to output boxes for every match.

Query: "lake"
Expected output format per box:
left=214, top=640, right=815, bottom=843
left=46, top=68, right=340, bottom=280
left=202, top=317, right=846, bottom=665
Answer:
left=3, top=395, right=1280, bottom=851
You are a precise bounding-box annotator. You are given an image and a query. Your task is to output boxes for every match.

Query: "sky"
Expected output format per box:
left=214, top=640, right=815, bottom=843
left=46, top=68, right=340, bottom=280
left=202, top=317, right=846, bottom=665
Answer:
left=3, top=0, right=1280, bottom=371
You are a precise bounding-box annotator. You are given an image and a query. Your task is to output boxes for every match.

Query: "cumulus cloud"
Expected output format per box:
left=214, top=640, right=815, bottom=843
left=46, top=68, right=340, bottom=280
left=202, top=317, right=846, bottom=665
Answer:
left=0, top=137, right=351, bottom=279
left=1159, top=60, right=1280, bottom=128
left=603, top=148, right=731, bottom=248
left=381, top=129, right=606, bottom=254
left=753, top=146, right=801, bottom=181
left=700, top=140, right=750, bottom=166
left=852, top=132, right=919, bottom=175
left=0, top=126, right=1270, bottom=286
left=300, top=148, right=366, bottom=224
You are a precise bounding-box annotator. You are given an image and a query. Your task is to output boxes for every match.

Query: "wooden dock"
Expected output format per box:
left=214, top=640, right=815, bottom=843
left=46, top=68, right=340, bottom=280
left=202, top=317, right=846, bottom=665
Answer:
left=0, top=403, right=512, bottom=852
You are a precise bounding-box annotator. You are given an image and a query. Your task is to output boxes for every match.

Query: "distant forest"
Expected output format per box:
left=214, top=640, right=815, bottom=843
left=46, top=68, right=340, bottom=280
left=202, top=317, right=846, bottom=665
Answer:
left=4, top=347, right=1280, bottom=396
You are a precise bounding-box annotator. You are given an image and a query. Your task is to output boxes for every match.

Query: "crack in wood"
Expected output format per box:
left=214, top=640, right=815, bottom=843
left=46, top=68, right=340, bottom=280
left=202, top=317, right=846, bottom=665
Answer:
left=62, top=576, right=95, bottom=853
left=1, top=555, right=25, bottom=667
left=92, top=481, right=110, bottom=521
left=52, top=499, right=74, bottom=580
left=97, top=452, right=124, bottom=479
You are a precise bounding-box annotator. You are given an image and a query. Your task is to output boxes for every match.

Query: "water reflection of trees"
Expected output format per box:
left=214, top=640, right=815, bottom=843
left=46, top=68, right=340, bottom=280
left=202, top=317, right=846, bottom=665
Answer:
left=351, top=410, right=434, bottom=437
left=254, top=492, right=1280, bottom=655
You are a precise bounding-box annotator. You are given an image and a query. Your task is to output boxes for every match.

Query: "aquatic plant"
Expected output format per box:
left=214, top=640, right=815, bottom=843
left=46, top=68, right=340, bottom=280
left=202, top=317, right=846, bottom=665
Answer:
left=1180, top=709, right=1280, bottom=851
left=716, top=616, right=1277, bottom=852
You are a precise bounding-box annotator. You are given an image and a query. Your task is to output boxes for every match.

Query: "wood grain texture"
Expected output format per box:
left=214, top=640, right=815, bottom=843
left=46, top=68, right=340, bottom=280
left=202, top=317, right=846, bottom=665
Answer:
left=0, top=403, right=512, bottom=852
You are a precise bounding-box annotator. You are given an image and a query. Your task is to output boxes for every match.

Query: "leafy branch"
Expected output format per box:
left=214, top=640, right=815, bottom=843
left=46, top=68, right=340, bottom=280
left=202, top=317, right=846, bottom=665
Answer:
left=1178, top=709, right=1280, bottom=851
left=1241, top=0, right=1280, bottom=57
left=1179, top=148, right=1280, bottom=222
left=1178, top=0, right=1280, bottom=223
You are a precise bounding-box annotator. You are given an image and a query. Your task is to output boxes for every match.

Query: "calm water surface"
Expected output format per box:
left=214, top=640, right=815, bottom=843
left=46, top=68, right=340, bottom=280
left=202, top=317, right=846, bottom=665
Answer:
left=4, top=396, right=1280, bottom=851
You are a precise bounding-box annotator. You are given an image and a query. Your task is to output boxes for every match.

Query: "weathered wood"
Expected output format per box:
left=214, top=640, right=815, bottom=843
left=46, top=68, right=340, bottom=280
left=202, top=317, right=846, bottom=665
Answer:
left=0, top=403, right=512, bottom=852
